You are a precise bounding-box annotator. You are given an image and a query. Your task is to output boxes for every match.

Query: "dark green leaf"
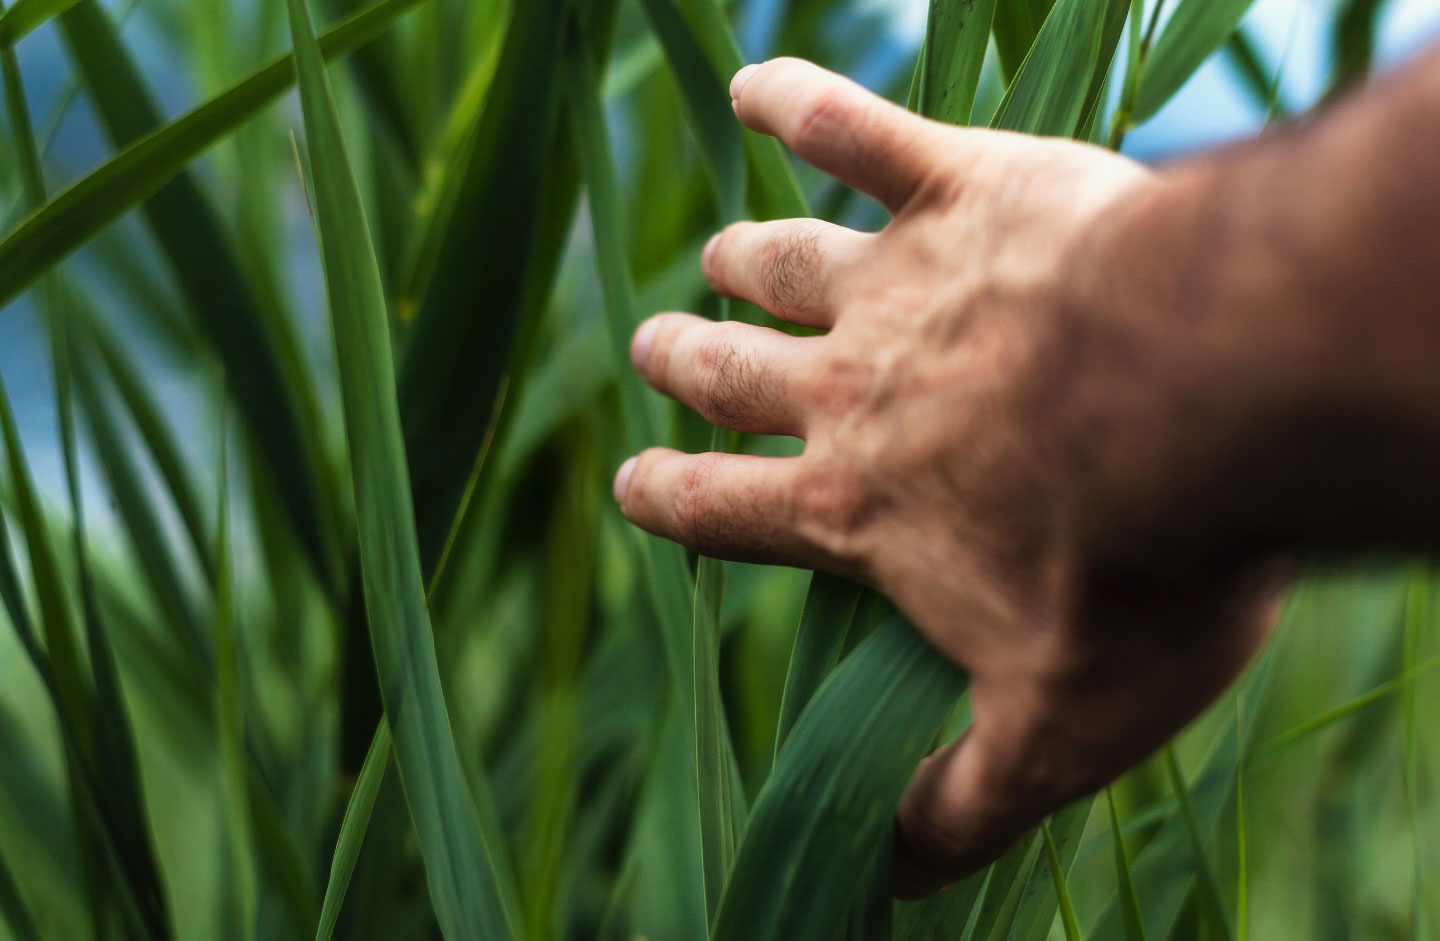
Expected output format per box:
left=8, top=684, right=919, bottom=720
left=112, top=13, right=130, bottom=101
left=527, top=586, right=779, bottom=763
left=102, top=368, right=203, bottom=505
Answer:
left=286, top=0, right=518, bottom=935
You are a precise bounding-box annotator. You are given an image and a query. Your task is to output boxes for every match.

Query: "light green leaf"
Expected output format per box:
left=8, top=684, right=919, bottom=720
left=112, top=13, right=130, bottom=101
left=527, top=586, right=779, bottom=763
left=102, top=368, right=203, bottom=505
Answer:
left=991, top=0, right=1128, bottom=137
left=1134, top=0, right=1257, bottom=123
left=316, top=720, right=392, bottom=941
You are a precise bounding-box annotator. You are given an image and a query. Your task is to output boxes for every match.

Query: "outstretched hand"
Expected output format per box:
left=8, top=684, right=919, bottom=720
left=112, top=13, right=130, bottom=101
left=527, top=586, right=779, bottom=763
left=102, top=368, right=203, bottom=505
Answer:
left=613, top=58, right=1284, bottom=898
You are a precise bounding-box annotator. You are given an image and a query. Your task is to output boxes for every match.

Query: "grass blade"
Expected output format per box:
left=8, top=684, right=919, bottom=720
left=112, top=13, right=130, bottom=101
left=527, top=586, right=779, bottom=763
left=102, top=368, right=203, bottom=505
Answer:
left=213, top=401, right=257, bottom=940
left=1009, top=800, right=1092, bottom=939
left=1106, top=788, right=1146, bottom=941
left=775, top=573, right=863, bottom=755
left=394, top=0, right=572, bottom=572
left=638, top=0, right=745, bottom=220
left=316, top=720, right=392, bottom=941
left=1134, top=0, right=1257, bottom=123
left=713, top=617, right=967, bottom=940
left=991, top=0, right=1128, bottom=137
left=285, top=0, right=518, bottom=935
left=918, top=0, right=999, bottom=125
left=0, top=0, right=81, bottom=47
left=0, top=847, right=37, bottom=941
left=0, top=0, right=430, bottom=312
left=1041, top=818, right=1084, bottom=941
left=992, top=0, right=1057, bottom=82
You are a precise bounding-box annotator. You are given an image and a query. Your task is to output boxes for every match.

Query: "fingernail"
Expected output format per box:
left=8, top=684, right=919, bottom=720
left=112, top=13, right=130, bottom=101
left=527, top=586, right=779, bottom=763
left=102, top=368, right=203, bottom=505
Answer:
left=701, top=232, right=722, bottom=281
left=613, top=457, right=638, bottom=503
left=730, top=63, right=761, bottom=102
left=631, top=318, right=660, bottom=371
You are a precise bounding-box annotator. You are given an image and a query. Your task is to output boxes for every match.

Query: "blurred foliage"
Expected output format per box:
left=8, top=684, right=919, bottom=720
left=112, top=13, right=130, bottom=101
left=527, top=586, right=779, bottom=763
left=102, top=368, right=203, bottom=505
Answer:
left=0, top=0, right=1435, bottom=938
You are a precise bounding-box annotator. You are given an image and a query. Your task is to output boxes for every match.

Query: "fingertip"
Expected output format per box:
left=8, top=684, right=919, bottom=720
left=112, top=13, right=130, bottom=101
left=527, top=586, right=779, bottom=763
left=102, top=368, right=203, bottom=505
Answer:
left=701, top=232, right=722, bottom=284
left=730, top=63, right=762, bottom=102
left=613, top=456, right=638, bottom=505
left=631, top=317, right=661, bottom=372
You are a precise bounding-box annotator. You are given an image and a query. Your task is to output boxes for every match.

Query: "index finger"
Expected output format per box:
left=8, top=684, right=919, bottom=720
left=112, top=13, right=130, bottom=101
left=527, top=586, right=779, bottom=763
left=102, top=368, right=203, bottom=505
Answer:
left=729, top=58, right=981, bottom=214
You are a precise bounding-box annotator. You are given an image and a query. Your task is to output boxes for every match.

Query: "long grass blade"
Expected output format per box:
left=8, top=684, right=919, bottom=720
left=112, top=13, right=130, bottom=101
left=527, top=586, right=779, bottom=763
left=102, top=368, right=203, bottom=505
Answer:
left=286, top=0, right=518, bottom=935
left=0, top=0, right=429, bottom=302
left=316, top=719, right=392, bottom=941
left=1041, top=819, right=1084, bottom=941
left=1106, top=788, right=1145, bottom=941
left=713, top=617, right=967, bottom=940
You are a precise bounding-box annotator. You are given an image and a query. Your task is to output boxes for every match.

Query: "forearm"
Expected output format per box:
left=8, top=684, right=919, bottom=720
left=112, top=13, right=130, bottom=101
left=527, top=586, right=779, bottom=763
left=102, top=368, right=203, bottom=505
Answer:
left=1073, top=45, right=1440, bottom=574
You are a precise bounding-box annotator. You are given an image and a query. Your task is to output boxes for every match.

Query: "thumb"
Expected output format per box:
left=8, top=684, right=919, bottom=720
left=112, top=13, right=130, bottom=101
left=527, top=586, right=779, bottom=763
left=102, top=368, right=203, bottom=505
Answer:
left=893, top=709, right=1078, bottom=900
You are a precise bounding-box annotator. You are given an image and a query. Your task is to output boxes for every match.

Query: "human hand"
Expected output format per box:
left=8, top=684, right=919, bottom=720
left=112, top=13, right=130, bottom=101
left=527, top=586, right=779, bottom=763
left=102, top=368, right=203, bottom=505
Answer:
left=612, top=58, right=1285, bottom=898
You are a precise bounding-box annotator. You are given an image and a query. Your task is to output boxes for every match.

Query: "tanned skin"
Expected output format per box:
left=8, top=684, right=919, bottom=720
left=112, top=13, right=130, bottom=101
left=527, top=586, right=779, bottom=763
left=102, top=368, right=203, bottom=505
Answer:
left=610, top=49, right=1440, bottom=898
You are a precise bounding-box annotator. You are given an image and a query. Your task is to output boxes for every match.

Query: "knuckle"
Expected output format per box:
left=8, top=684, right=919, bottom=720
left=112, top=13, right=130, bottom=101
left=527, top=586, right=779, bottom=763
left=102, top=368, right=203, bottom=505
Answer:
left=792, top=84, right=852, bottom=152
left=796, top=467, right=872, bottom=565
left=672, top=454, right=721, bottom=546
left=758, top=223, right=826, bottom=317
left=693, top=330, right=744, bottom=424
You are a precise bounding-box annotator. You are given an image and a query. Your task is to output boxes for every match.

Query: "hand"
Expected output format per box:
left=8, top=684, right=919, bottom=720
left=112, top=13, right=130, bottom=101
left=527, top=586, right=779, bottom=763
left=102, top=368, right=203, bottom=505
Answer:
left=612, top=58, right=1286, bottom=898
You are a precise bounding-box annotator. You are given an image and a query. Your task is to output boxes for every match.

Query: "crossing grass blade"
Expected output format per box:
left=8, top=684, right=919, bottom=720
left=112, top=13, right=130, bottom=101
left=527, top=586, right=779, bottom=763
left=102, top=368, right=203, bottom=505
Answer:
left=85, top=310, right=215, bottom=582
left=1041, top=819, right=1084, bottom=941
left=968, top=831, right=1043, bottom=940
left=1133, top=0, right=1258, bottom=123
left=0, top=0, right=81, bottom=47
left=1106, top=788, right=1146, bottom=941
left=0, top=0, right=428, bottom=307
left=73, top=353, right=206, bottom=660
left=712, top=617, right=967, bottom=940
left=1010, top=801, right=1092, bottom=939
left=286, top=0, right=518, bottom=935
left=992, top=0, right=1057, bottom=82
left=5, top=40, right=172, bottom=931
left=316, top=719, right=392, bottom=941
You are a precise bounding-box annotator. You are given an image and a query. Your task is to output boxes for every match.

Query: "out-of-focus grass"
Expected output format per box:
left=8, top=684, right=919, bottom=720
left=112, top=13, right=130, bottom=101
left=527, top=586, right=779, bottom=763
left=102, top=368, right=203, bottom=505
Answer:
left=0, top=0, right=1433, bottom=938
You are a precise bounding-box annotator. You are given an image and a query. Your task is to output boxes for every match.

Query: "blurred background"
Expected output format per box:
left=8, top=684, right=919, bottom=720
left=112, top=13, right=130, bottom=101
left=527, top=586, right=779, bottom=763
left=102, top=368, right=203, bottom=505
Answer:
left=3, top=0, right=1440, bottom=939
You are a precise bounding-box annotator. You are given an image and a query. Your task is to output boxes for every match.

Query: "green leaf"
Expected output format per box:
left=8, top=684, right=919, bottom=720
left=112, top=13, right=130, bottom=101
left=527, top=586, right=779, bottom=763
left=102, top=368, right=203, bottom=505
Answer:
left=395, top=0, right=572, bottom=573
left=712, top=617, right=967, bottom=940
left=0, top=847, right=37, bottom=941
left=992, top=0, right=1058, bottom=82
left=285, top=0, right=518, bottom=936
left=213, top=401, right=257, bottom=940
left=638, top=0, right=745, bottom=220
left=1134, top=0, right=1258, bottom=123
left=316, top=720, right=392, bottom=941
left=55, top=0, right=350, bottom=591
left=1042, top=819, right=1084, bottom=941
left=0, top=0, right=82, bottom=47
left=991, top=0, right=1128, bottom=137
left=1106, top=789, right=1146, bottom=941
left=1010, top=800, right=1092, bottom=939
left=918, top=0, right=999, bottom=125
left=775, top=574, right=863, bottom=755
left=72, top=352, right=206, bottom=660
left=969, top=831, right=1043, bottom=940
